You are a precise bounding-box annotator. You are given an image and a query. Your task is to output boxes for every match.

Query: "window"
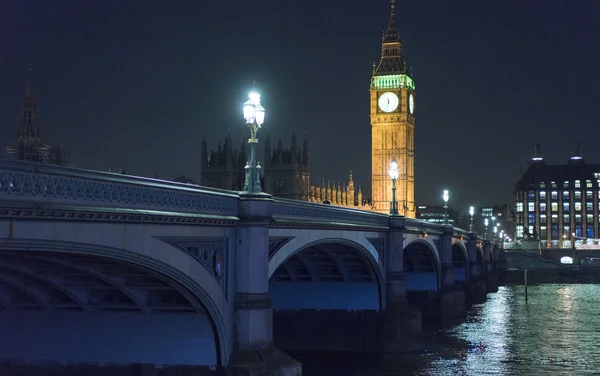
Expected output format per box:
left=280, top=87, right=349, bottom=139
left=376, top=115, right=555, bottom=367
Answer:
left=587, top=202, right=593, bottom=212
left=540, top=182, right=546, bottom=189
left=551, top=191, right=558, bottom=200
left=516, top=202, right=524, bottom=212
left=575, top=225, right=582, bottom=237
left=540, top=203, right=547, bottom=212
left=575, top=180, right=581, bottom=188
left=563, top=191, right=570, bottom=200
left=528, top=202, right=535, bottom=212
left=587, top=180, right=593, bottom=188
left=551, top=225, right=559, bottom=240
left=516, top=225, right=524, bottom=238
left=575, top=202, right=582, bottom=211
left=528, top=191, right=535, bottom=200
left=587, top=225, right=594, bottom=238
left=564, top=214, right=570, bottom=224
left=551, top=181, right=557, bottom=189
left=540, top=226, right=547, bottom=238
left=564, top=225, right=570, bottom=235
left=575, top=214, right=582, bottom=224
left=587, top=191, right=593, bottom=200
left=563, top=202, right=570, bottom=212
left=587, top=214, right=593, bottom=223
left=551, top=214, right=559, bottom=224
left=552, top=202, right=559, bottom=211
left=564, top=181, right=570, bottom=188
left=540, top=214, right=547, bottom=224
left=528, top=214, right=536, bottom=225
left=575, top=191, right=582, bottom=200
left=540, top=191, right=547, bottom=200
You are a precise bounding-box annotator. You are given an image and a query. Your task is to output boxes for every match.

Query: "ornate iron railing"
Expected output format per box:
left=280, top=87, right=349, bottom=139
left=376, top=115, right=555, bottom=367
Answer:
left=271, top=198, right=389, bottom=229
left=0, top=159, right=239, bottom=217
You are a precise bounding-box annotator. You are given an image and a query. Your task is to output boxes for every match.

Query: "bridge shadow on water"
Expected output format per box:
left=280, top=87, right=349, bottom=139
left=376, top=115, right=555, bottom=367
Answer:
left=287, top=321, right=473, bottom=376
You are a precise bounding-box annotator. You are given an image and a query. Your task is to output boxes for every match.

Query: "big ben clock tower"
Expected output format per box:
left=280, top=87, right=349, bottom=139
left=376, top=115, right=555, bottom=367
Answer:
left=370, top=0, right=415, bottom=217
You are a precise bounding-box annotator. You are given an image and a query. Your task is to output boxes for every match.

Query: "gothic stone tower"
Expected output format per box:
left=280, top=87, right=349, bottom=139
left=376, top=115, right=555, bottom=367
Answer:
left=370, top=0, right=415, bottom=217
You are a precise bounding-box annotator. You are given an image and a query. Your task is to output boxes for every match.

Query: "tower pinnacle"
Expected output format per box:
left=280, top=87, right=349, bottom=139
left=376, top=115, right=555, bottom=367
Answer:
left=374, top=0, right=407, bottom=75
left=383, top=0, right=399, bottom=43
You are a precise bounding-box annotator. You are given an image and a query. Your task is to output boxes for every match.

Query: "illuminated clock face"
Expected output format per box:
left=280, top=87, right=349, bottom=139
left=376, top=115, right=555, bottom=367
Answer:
left=378, top=92, right=399, bottom=113
left=409, top=93, right=415, bottom=115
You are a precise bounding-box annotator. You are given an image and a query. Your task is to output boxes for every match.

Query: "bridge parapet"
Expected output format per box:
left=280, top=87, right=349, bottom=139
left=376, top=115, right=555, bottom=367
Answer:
left=0, top=159, right=238, bottom=218
left=272, top=198, right=389, bottom=229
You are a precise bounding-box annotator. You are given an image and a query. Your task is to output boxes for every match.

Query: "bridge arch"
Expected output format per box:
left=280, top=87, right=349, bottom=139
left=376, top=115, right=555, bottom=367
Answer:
left=0, top=238, right=229, bottom=368
left=452, top=242, right=469, bottom=282
left=403, top=238, right=441, bottom=291
left=269, top=236, right=384, bottom=311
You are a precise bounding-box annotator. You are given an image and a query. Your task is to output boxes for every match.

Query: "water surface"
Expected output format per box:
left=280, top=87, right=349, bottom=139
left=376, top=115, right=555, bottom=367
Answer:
left=293, top=284, right=600, bottom=375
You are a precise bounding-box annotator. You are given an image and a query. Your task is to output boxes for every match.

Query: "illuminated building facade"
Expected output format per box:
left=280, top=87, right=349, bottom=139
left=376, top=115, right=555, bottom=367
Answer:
left=370, top=0, right=416, bottom=217
left=514, top=143, right=600, bottom=247
left=416, top=205, right=459, bottom=225
left=6, top=71, right=67, bottom=165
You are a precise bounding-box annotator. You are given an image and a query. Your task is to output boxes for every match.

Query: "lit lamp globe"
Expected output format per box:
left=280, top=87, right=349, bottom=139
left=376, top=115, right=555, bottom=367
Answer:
left=443, top=189, right=449, bottom=203
left=388, top=159, right=399, bottom=181
left=243, top=98, right=256, bottom=123
left=254, top=104, right=265, bottom=127
left=469, top=206, right=474, bottom=216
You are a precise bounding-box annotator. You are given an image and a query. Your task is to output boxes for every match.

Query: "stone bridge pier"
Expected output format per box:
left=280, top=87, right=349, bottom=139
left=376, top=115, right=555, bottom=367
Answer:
left=227, top=192, right=301, bottom=375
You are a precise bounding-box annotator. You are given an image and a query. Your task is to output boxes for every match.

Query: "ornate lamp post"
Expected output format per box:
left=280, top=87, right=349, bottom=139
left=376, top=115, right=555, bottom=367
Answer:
left=388, top=159, right=399, bottom=215
left=484, top=218, right=489, bottom=238
left=242, top=91, right=266, bottom=192
left=469, top=206, right=475, bottom=232
left=442, top=189, right=449, bottom=224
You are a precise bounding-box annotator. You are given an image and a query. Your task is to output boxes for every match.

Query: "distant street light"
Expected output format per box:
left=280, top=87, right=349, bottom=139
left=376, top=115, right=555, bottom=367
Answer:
left=443, top=189, right=449, bottom=224
left=242, top=90, right=266, bottom=192
left=469, top=206, right=475, bottom=232
left=388, top=159, right=399, bottom=215
left=484, top=218, right=489, bottom=239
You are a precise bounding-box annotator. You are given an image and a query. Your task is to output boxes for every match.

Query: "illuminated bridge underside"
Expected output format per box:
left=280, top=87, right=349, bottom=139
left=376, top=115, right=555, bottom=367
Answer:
left=0, top=251, right=218, bottom=367
left=404, top=242, right=438, bottom=291
left=270, top=243, right=380, bottom=311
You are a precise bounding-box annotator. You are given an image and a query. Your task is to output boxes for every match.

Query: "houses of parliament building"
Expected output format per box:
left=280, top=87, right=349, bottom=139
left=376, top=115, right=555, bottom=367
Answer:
left=201, top=0, right=416, bottom=216
left=200, top=132, right=368, bottom=209
left=5, top=71, right=67, bottom=165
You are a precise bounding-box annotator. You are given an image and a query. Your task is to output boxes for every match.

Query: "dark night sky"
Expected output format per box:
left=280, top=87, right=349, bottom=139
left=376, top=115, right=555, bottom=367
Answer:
left=1, top=1, right=599, bottom=211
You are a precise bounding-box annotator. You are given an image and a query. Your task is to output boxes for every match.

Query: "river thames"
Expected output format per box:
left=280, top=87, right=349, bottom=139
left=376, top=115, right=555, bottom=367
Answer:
left=293, top=284, right=600, bottom=376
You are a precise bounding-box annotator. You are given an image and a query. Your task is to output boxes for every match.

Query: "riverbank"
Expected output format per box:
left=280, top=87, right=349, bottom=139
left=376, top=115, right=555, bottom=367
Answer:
left=501, top=267, right=600, bottom=285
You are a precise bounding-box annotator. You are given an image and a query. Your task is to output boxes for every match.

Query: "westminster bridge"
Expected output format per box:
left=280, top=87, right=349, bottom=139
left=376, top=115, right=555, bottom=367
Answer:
left=0, top=159, right=503, bottom=374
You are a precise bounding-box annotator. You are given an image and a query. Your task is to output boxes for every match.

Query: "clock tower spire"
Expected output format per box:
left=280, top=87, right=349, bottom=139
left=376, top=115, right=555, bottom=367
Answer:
left=370, top=0, right=416, bottom=217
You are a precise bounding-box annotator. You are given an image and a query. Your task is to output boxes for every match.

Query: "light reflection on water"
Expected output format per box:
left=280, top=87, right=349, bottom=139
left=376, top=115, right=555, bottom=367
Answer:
left=296, top=284, right=600, bottom=376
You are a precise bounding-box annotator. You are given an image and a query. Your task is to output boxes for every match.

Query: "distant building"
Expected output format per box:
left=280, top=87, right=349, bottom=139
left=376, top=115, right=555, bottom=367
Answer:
left=6, top=70, right=67, bottom=165
left=200, top=132, right=370, bottom=209
left=514, top=143, right=600, bottom=246
left=416, top=205, right=459, bottom=225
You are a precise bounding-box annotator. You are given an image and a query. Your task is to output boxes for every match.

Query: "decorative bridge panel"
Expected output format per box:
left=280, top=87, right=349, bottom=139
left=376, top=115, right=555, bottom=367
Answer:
left=158, top=237, right=228, bottom=297
left=0, top=160, right=238, bottom=217
left=271, top=198, right=389, bottom=229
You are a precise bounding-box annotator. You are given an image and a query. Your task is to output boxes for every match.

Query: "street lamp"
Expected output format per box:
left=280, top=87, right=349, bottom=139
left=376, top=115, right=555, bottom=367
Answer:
left=469, top=206, right=475, bottom=232
left=442, top=189, right=449, bottom=224
left=242, top=91, right=266, bottom=192
left=388, top=159, right=399, bottom=215
left=484, top=218, right=489, bottom=238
